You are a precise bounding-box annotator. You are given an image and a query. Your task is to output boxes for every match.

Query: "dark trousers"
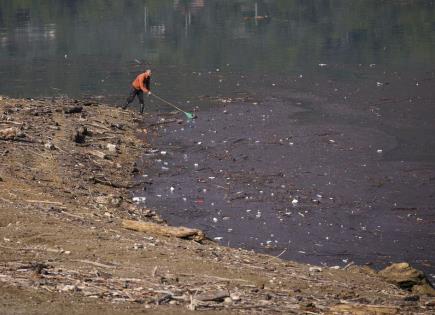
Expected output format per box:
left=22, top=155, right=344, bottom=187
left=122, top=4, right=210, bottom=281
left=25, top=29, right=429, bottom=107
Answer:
left=124, top=88, right=145, bottom=112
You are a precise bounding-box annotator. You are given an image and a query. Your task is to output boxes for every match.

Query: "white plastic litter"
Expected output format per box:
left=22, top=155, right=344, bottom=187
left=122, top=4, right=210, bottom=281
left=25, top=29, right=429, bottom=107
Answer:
left=132, top=196, right=146, bottom=203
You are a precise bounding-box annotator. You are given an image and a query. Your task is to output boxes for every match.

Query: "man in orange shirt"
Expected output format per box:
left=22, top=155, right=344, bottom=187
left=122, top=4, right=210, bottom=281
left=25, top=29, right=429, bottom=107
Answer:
left=123, top=69, right=152, bottom=113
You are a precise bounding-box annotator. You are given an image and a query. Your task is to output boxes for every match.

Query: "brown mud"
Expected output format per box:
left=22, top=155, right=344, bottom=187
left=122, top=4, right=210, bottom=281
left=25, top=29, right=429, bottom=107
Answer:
left=0, top=96, right=434, bottom=314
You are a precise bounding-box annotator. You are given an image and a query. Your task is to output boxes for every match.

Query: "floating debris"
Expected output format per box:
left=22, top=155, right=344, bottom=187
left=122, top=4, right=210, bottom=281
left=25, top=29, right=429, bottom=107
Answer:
left=132, top=196, right=146, bottom=203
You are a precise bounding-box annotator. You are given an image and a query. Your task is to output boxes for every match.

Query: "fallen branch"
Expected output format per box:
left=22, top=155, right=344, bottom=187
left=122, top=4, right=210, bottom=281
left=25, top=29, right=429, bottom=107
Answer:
left=0, top=121, right=23, bottom=126
left=88, top=150, right=108, bottom=160
left=122, top=220, right=205, bottom=241
left=180, top=273, right=253, bottom=284
left=195, top=290, right=229, bottom=302
left=91, top=176, right=132, bottom=189
left=0, top=244, right=64, bottom=254
left=329, top=303, right=399, bottom=314
left=152, top=266, right=158, bottom=278
left=61, top=211, right=85, bottom=220
left=90, top=176, right=147, bottom=189
left=73, top=259, right=116, bottom=269
left=25, top=199, right=63, bottom=205
left=148, top=118, right=178, bottom=127
left=265, top=248, right=287, bottom=263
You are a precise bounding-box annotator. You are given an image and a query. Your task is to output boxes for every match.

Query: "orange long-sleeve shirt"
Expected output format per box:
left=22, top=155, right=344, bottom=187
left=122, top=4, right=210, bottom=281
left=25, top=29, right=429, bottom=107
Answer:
left=132, top=72, right=151, bottom=93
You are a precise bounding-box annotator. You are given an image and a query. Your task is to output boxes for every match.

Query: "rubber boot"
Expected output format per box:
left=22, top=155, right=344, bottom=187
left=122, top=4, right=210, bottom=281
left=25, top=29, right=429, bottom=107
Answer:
left=139, top=103, right=144, bottom=114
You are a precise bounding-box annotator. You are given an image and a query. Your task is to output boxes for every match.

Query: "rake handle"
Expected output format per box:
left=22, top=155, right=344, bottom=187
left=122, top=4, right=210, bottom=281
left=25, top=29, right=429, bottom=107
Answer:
left=151, top=93, right=189, bottom=114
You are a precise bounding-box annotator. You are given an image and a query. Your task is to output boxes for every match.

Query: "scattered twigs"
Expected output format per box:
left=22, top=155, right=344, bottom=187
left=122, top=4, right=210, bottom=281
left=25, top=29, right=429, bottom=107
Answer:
left=0, top=97, right=432, bottom=314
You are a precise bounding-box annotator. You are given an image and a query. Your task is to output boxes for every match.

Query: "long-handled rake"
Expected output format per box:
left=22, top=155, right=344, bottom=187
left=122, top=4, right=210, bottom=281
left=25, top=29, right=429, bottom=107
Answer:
left=151, top=93, right=195, bottom=120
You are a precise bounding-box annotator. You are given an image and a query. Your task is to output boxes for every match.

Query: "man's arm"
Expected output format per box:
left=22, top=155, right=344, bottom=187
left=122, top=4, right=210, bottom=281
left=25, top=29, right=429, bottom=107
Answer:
left=145, top=77, right=151, bottom=93
left=139, top=74, right=149, bottom=93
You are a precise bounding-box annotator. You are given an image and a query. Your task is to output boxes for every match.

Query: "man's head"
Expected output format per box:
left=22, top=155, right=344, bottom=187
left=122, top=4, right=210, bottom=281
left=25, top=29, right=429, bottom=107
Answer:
left=145, top=69, right=152, bottom=76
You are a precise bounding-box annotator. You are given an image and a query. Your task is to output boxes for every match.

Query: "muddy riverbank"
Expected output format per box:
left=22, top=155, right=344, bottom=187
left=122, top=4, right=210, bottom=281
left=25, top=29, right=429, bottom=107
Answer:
left=0, top=96, right=434, bottom=314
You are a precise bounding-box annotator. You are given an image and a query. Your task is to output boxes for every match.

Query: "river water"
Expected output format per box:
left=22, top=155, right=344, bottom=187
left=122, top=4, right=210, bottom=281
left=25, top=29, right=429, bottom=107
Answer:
left=1, top=0, right=435, bottom=276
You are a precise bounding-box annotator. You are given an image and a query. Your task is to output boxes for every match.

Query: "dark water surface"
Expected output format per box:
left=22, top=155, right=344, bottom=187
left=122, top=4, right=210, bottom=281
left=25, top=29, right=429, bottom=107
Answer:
left=1, top=0, right=435, bottom=103
left=1, top=1, right=435, bottom=276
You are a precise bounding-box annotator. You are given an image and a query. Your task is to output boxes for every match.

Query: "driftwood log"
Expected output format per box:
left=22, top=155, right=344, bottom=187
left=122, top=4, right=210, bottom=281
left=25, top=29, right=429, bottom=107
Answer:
left=329, top=303, right=399, bottom=314
left=122, top=220, right=205, bottom=241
